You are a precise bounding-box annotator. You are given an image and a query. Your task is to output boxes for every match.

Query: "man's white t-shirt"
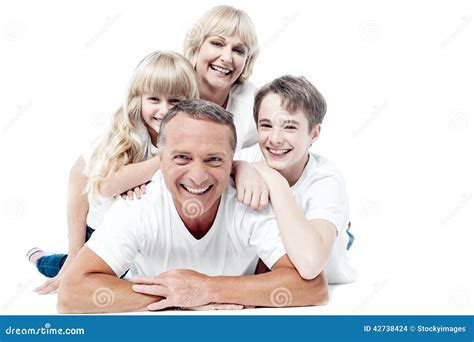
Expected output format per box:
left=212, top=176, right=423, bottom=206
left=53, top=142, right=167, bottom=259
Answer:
left=86, top=172, right=287, bottom=277
left=235, top=145, right=357, bottom=284
left=227, top=82, right=259, bottom=150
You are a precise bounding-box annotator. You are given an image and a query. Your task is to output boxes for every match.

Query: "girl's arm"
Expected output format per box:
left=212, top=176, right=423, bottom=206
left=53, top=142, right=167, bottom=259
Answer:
left=252, top=162, right=337, bottom=280
left=99, top=155, right=161, bottom=198
left=67, top=156, right=89, bottom=255
left=35, top=155, right=89, bottom=294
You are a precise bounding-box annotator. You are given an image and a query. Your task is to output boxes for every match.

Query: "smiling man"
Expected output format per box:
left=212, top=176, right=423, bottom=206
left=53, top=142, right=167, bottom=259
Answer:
left=57, top=99, right=328, bottom=313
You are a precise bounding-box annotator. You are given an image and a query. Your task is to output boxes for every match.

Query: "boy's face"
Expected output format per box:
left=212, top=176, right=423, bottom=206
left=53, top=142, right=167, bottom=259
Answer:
left=257, top=93, right=320, bottom=182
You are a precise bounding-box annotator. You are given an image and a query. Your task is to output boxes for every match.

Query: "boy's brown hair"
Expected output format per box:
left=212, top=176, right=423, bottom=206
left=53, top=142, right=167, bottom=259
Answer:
left=253, top=75, right=327, bottom=132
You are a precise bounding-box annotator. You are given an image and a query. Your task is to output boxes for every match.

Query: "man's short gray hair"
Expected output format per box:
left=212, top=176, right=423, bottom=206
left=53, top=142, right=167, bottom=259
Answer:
left=157, top=99, right=237, bottom=152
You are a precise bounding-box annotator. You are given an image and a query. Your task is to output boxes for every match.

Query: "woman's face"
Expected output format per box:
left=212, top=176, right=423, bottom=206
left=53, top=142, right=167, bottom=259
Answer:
left=195, top=34, right=248, bottom=95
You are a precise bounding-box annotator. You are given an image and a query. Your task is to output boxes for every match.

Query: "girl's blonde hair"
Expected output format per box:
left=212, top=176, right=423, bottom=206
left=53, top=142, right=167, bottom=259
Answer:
left=86, top=51, right=199, bottom=202
left=184, top=5, right=260, bottom=84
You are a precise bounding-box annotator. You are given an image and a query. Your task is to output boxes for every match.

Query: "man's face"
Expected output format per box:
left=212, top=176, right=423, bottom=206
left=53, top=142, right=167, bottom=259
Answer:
left=160, top=113, right=234, bottom=219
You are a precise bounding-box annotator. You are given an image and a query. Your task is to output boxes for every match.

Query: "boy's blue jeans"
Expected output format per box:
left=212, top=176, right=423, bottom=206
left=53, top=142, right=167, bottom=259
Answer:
left=36, top=226, right=95, bottom=278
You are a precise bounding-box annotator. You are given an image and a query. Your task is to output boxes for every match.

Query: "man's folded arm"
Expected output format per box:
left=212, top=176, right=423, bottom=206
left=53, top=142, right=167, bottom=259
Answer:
left=207, top=254, right=329, bottom=307
left=57, top=246, right=161, bottom=313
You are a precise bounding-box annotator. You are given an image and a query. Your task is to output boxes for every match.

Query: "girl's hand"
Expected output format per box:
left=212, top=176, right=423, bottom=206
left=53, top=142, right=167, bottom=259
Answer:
left=120, top=183, right=147, bottom=200
left=34, top=275, right=61, bottom=295
left=233, top=161, right=270, bottom=210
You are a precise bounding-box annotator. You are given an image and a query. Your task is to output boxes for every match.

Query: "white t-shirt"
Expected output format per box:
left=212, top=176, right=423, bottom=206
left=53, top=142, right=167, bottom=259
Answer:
left=82, top=133, right=159, bottom=229
left=235, top=145, right=357, bottom=284
left=86, top=172, right=287, bottom=277
left=227, top=82, right=259, bottom=150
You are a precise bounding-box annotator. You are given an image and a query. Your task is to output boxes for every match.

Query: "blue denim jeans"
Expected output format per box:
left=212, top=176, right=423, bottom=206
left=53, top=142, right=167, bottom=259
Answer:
left=36, top=226, right=95, bottom=278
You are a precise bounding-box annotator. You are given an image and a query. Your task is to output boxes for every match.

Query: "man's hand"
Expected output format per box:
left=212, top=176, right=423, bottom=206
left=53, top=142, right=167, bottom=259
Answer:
left=131, top=270, right=215, bottom=311
left=233, top=160, right=270, bottom=210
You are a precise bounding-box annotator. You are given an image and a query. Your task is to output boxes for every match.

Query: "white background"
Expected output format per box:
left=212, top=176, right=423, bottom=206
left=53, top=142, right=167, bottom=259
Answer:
left=0, top=0, right=473, bottom=314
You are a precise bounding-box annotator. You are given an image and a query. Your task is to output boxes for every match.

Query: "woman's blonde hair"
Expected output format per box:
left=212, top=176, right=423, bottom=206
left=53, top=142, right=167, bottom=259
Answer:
left=184, top=5, right=260, bottom=84
left=86, top=51, right=199, bottom=202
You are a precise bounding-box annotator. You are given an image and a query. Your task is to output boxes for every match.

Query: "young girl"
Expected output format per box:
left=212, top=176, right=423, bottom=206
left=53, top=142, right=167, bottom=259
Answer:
left=27, top=51, right=199, bottom=294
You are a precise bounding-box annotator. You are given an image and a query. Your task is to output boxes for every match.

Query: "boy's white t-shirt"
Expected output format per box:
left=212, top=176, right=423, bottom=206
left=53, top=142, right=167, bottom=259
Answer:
left=235, top=145, right=357, bottom=284
left=227, top=82, right=259, bottom=150
left=86, top=172, right=287, bottom=277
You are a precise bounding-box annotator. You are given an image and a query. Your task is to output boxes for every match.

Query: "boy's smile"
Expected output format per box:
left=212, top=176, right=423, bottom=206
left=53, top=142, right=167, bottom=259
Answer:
left=257, top=93, right=320, bottom=186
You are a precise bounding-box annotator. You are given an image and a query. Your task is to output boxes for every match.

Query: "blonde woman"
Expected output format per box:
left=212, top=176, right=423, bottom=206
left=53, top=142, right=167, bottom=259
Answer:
left=27, top=51, right=199, bottom=293
left=184, top=5, right=260, bottom=151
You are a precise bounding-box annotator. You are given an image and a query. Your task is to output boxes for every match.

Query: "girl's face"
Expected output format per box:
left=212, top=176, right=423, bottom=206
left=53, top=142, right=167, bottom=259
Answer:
left=141, top=94, right=186, bottom=142
left=195, top=34, right=248, bottom=95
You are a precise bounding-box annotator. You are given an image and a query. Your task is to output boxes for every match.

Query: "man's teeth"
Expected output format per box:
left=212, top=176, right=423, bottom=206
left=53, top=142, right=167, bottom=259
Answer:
left=268, top=148, right=291, bottom=155
left=182, top=184, right=211, bottom=194
left=210, top=64, right=231, bottom=75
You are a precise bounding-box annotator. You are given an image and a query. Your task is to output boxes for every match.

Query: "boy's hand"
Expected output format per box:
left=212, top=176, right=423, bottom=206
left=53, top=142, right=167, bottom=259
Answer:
left=233, top=161, right=269, bottom=210
left=121, top=184, right=147, bottom=200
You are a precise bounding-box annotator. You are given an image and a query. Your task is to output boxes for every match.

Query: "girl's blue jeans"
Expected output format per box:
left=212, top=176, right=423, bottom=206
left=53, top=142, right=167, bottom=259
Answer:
left=36, top=226, right=95, bottom=277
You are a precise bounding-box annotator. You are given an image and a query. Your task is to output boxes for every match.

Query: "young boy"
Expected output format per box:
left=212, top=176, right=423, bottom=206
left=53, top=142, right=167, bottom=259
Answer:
left=235, top=75, right=356, bottom=283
